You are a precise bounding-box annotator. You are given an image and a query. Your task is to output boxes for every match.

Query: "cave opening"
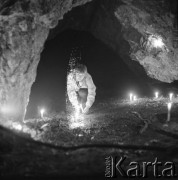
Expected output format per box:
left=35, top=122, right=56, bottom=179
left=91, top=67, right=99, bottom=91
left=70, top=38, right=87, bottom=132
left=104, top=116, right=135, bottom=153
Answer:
left=25, top=28, right=150, bottom=120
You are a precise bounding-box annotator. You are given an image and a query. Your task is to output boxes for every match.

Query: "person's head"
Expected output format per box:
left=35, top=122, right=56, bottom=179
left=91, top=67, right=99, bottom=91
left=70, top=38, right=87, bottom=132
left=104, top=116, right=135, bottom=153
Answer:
left=74, top=64, right=87, bottom=81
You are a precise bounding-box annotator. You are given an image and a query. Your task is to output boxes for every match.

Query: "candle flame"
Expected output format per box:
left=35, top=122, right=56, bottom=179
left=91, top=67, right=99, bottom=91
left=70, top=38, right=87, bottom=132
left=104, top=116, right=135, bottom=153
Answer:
left=167, top=102, right=172, bottom=111
left=133, top=95, right=137, bottom=101
left=167, top=102, right=172, bottom=122
left=169, top=93, right=173, bottom=101
left=40, top=108, right=45, bottom=118
left=155, top=91, right=159, bottom=99
left=129, top=93, right=133, bottom=101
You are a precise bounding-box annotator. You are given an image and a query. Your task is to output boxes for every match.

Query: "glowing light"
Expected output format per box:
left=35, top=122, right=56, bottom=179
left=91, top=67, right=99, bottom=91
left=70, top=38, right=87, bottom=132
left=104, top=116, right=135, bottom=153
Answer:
left=40, top=108, right=45, bottom=118
left=167, top=102, right=172, bottom=111
left=133, top=95, right=137, bottom=101
left=69, top=119, right=85, bottom=129
left=11, top=122, right=22, bottom=131
left=167, top=102, right=172, bottom=122
left=152, top=37, right=164, bottom=48
left=155, top=91, right=159, bottom=99
left=129, top=93, right=133, bottom=101
left=148, top=35, right=165, bottom=49
left=69, top=113, right=84, bottom=129
left=0, top=104, right=15, bottom=114
left=169, top=93, right=173, bottom=101
left=69, top=103, right=85, bottom=129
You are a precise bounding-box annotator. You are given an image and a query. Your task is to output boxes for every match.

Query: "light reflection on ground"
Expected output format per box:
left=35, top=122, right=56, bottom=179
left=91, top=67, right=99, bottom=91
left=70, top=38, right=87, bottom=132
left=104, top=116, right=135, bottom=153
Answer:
left=68, top=112, right=86, bottom=129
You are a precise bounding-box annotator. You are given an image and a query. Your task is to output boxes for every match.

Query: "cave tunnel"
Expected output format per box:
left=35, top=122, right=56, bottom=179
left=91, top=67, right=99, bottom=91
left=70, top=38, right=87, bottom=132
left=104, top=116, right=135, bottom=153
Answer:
left=0, top=0, right=178, bottom=178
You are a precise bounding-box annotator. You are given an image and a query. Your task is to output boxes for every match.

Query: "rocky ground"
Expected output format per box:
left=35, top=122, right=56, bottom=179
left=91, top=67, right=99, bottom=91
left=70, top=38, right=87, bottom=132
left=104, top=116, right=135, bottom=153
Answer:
left=1, top=97, right=178, bottom=179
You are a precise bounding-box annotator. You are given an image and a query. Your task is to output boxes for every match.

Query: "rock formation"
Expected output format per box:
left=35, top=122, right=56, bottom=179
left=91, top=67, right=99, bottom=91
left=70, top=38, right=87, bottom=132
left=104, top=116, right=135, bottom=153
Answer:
left=0, top=0, right=91, bottom=123
left=0, top=0, right=177, bottom=122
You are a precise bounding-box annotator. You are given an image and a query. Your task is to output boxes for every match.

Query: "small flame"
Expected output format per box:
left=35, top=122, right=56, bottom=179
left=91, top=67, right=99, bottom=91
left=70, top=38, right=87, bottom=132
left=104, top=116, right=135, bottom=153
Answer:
left=69, top=104, right=85, bottom=129
left=129, top=93, right=133, bottom=101
left=133, top=95, right=137, bottom=101
left=167, top=102, right=172, bottom=111
left=40, top=108, right=45, bottom=118
left=169, top=93, right=173, bottom=101
left=155, top=91, right=159, bottom=99
left=167, top=102, right=172, bottom=122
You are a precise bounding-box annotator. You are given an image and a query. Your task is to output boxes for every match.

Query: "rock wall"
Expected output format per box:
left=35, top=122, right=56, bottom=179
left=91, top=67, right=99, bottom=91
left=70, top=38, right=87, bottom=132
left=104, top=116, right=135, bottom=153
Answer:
left=91, top=0, right=178, bottom=83
left=114, top=0, right=178, bottom=83
left=49, top=0, right=178, bottom=83
left=0, top=0, right=91, bottom=123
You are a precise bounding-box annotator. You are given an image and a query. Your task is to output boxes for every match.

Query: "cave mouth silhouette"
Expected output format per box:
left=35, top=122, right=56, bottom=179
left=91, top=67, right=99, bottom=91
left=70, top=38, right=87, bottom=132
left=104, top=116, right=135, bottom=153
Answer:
left=25, top=29, right=152, bottom=119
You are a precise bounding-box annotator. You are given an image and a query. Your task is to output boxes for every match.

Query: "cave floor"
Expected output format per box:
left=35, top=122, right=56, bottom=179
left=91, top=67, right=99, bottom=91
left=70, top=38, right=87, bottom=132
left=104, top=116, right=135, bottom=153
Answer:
left=28, top=97, right=178, bottom=147
left=2, top=97, right=178, bottom=179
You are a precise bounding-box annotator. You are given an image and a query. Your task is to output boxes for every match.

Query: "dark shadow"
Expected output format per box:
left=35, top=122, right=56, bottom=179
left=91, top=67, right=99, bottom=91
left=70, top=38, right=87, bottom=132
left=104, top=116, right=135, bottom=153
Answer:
left=25, top=29, right=163, bottom=119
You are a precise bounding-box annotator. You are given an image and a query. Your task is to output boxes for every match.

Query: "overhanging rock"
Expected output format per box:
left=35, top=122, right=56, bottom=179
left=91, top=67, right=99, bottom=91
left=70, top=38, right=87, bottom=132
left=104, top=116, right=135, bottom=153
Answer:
left=114, top=0, right=178, bottom=83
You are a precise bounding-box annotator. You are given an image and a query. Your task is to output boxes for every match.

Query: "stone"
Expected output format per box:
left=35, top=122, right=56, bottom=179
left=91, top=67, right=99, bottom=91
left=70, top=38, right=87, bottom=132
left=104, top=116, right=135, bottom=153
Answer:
left=0, top=0, right=91, bottom=123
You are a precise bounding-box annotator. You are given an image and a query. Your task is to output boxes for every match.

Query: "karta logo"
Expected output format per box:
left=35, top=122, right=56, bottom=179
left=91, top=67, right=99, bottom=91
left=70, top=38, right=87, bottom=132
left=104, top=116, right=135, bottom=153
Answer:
left=105, top=156, right=177, bottom=178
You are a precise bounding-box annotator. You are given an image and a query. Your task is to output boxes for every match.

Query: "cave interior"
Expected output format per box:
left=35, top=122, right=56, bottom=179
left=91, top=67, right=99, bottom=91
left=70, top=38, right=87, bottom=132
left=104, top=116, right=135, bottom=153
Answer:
left=0, top=0, right=178, bottom=178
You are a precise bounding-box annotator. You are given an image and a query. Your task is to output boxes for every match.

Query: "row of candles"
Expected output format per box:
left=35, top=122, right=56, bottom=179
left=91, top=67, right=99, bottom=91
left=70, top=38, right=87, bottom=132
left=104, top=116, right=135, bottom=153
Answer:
left=39, top=92, right=176, bottom=121
left=129, top=92, right=174, bottom=102
left=129, top=92, right=176, bottom=122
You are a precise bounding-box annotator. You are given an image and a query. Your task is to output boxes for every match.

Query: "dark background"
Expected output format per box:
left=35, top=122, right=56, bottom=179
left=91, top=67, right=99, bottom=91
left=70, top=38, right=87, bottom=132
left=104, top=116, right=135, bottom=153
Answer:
left=25, top=29, right=178, bottom=119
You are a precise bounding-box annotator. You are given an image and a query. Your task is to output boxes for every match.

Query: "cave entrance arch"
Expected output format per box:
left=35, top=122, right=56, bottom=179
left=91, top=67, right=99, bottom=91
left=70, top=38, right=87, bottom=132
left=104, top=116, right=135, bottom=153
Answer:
left=25, top=28, right=149, bottom=120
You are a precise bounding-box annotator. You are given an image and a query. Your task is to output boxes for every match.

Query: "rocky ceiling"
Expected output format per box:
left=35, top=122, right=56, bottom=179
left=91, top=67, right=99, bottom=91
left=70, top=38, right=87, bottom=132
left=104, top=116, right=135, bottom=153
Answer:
left=0, top=0, right=177, bottom=123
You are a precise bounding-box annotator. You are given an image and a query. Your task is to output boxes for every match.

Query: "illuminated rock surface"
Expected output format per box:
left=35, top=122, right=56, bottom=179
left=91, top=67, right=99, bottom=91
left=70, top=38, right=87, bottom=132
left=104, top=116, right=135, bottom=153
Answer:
left=0, top=0, right=177, bottom=121
left=0, top=0, right=91, bottom=122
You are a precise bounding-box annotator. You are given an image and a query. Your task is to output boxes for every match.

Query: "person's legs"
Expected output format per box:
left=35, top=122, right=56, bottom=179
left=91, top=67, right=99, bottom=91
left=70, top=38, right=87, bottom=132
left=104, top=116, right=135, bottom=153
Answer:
left=77, top=88, right=88, bottom=109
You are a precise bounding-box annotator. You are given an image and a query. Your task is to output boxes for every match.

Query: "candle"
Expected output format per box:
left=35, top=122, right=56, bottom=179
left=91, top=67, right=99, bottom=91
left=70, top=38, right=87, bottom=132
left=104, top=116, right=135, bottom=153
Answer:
left=155, top=91, right=159, bottom=99
left=167, top=102, right=172, bottom=122
left=129, top=93, right=133, bottom=101
left=133, top=95, right=137, bottom=101
left=40, top=108, right=45, bottom=119
left=169, top=93, right=173, bottom=101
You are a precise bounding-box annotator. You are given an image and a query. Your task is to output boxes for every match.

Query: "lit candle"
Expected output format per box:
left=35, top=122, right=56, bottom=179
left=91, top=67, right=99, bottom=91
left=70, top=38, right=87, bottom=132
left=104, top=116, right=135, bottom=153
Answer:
left=129, top=93, right=133, bottom=101
left=40, top=108, right=45, bottom=119
left=167, top=102, right=172, bottom=122
left=133, top=95, right=137, bottom=101
left=155, top=91, right=159, bottom=99
left=169, top=93, right=173, bottom=101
